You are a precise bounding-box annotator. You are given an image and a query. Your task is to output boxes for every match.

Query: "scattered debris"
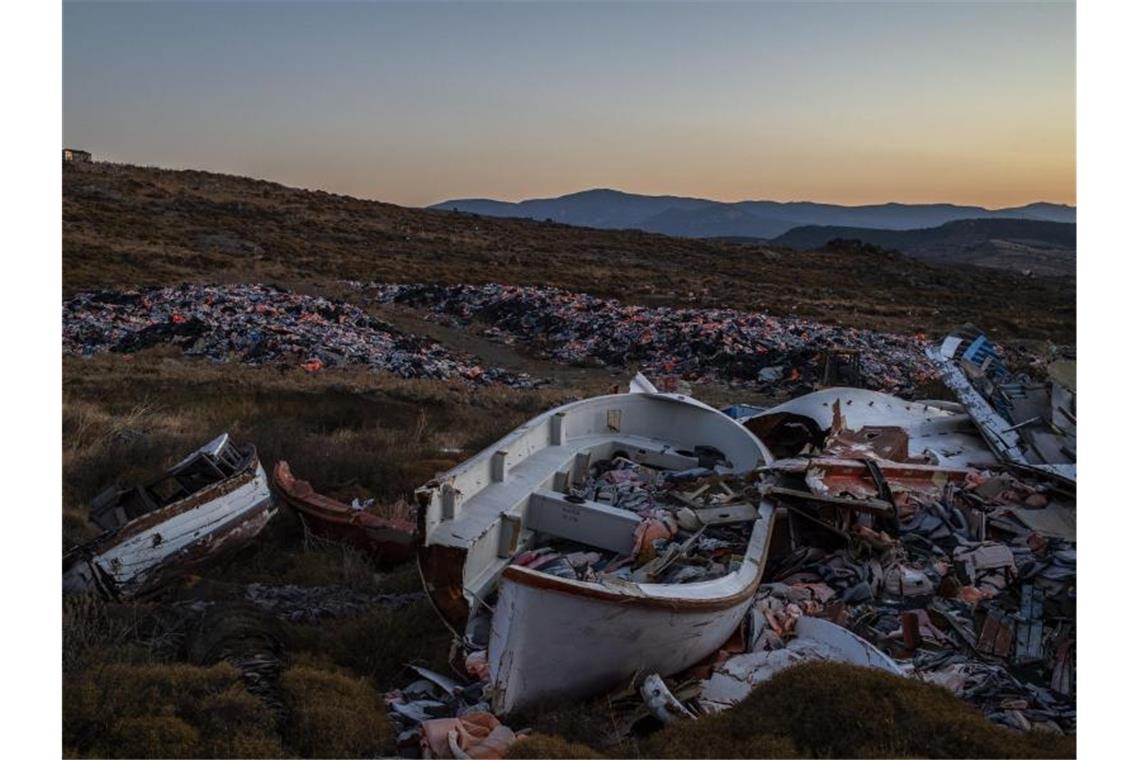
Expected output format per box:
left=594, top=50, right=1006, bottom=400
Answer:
left=927, top=326, right=1075, bottom=482
left=62, top=284, right=536, bottom=386
left=272, top=461, right=417, bottom=564
left=386, top=663, right=518, bottom=758
left=63, top=433, right=277, bottom=599
left=359, top=282, right=938, bottom=395
left=412, top=377, right=1075, bottom=735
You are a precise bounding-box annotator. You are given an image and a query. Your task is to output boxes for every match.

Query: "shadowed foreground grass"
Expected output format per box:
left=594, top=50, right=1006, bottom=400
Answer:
left=638, top=662, right=1074, bottom=759
left=64, top=660, right=282, bottom=758
left=511, top=663, right=1074, bottom=759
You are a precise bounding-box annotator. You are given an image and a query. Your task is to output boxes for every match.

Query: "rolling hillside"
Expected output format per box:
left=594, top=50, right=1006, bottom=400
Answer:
left=63, top=161, right=1074, bottom=342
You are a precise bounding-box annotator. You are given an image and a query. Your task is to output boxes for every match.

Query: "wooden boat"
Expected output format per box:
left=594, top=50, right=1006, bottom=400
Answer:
left=415, top=379, right=775, bottom=714
left=272, top=460, right=415, bottom=564
left=63, top=434, right=276, bottom=598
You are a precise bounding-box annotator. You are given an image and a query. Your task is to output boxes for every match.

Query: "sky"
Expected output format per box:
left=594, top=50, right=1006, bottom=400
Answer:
left=63, top=1, right=1075, bottom=208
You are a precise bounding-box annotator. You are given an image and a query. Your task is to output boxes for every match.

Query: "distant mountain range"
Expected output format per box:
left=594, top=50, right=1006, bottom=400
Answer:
left=772, top=218, right=1075, bottom=277
left=429, top=189, right=1076, bottom=240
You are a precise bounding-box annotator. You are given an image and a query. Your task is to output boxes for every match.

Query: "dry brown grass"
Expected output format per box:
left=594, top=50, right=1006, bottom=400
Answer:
left=64, top=661, right=282, bottom=758
left=280, top=663, right=395, bottom=758
left=506, top=734, right=605, bottom=759
left=284, top=599, right=453, bottom=690
left=62, top=351, right=570, bottom=546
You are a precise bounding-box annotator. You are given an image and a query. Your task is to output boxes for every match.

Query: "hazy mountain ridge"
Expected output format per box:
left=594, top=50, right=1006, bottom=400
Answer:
left=431, top=189, right=1076, bottom=239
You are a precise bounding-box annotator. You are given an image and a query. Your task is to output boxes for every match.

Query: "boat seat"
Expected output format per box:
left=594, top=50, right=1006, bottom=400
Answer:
left=525, top=489, right=642, bottom=555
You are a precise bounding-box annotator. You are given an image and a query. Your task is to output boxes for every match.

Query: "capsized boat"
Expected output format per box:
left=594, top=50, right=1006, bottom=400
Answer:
left=64, top=433, right=276, bottom=598
left=272, top=460, right=415, bottom=564
left=415, top=376, right=776, bottom=714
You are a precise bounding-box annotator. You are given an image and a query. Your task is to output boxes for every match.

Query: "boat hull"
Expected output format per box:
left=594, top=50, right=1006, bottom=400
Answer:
left=273, top=461, right=416, bottom=564
left=489, top=569, right=759, bottom=714
left=64, top=462, right=276, bottom=598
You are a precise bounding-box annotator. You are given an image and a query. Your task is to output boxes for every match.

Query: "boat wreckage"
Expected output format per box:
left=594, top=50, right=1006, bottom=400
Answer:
left=399, top=353, right=1075, bottom=744
left=415, top=375, right=776, bottom=714
left=273, top=460, right=416, bottom=564
left=63, top=434, right=276, bottom=598
left=926, top=327, right=1075, bottom=482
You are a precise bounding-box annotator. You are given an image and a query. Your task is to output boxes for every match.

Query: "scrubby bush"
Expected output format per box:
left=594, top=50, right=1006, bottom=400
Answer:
left=63, top=661, right=283, bottom=758
left=640, top=661, right=1075, bottom=759
left=280, top=664, right=394, bottom=757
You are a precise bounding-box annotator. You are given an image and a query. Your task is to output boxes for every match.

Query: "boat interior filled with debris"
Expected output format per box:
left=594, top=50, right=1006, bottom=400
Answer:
left=415, top=375, right=777, bottom=713
left=63, top=433, right=276, bottom=599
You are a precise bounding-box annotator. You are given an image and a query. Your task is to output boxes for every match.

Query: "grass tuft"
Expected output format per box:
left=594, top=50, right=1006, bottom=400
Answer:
left=280, top=663, right=395, bottom=758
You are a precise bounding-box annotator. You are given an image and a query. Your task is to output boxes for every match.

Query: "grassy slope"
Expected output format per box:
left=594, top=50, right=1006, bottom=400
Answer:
left=63, top=161, right=1074, bottom=342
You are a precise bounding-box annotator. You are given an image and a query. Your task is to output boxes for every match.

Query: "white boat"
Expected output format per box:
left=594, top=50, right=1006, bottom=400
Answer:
left=741, top=387, right=999, bottom=468
left=63, top=434, right=276, bottom=598
left=415, top=378, right=775, bottom=714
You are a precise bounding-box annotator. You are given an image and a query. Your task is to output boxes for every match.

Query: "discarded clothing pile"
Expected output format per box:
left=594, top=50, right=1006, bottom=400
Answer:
left=243, top=583, right=423, bottom=624
left=386, top=664, right=517, bottom=759
left=360, top=282, right=936, bottom=395
left=508, top=456, right=753, bottom=586
left=62, top=284, right=536, bottom=387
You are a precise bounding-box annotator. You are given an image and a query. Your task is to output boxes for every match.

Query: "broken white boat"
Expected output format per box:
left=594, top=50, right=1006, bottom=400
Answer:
left=415, top=380, right=775, bottom=714
left=63, top=434, right=276, bottom=598
left=926, top=329, right=1075, bottom=482
left=698, top=616, right=903, bottom=713
left=742, top=387, right=998, bottom=468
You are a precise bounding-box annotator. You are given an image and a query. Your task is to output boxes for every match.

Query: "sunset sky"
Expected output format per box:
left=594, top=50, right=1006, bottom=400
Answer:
left=64, top=1, right=1075, bottom=208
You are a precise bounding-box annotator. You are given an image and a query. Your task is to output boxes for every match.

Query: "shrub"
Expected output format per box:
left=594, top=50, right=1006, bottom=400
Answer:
left=280, top=664, right=394, bottom=758
left=63, top=661, right=282, bottom=758
left=640, top=661, right=1075, bottom=759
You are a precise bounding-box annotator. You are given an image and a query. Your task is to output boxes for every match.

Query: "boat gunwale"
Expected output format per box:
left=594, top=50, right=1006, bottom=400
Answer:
left=415, top=390, right=768, bottom=498
left=499, top=563, right=764, bottom=613
left=74, top=445, right=266, bottom=554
